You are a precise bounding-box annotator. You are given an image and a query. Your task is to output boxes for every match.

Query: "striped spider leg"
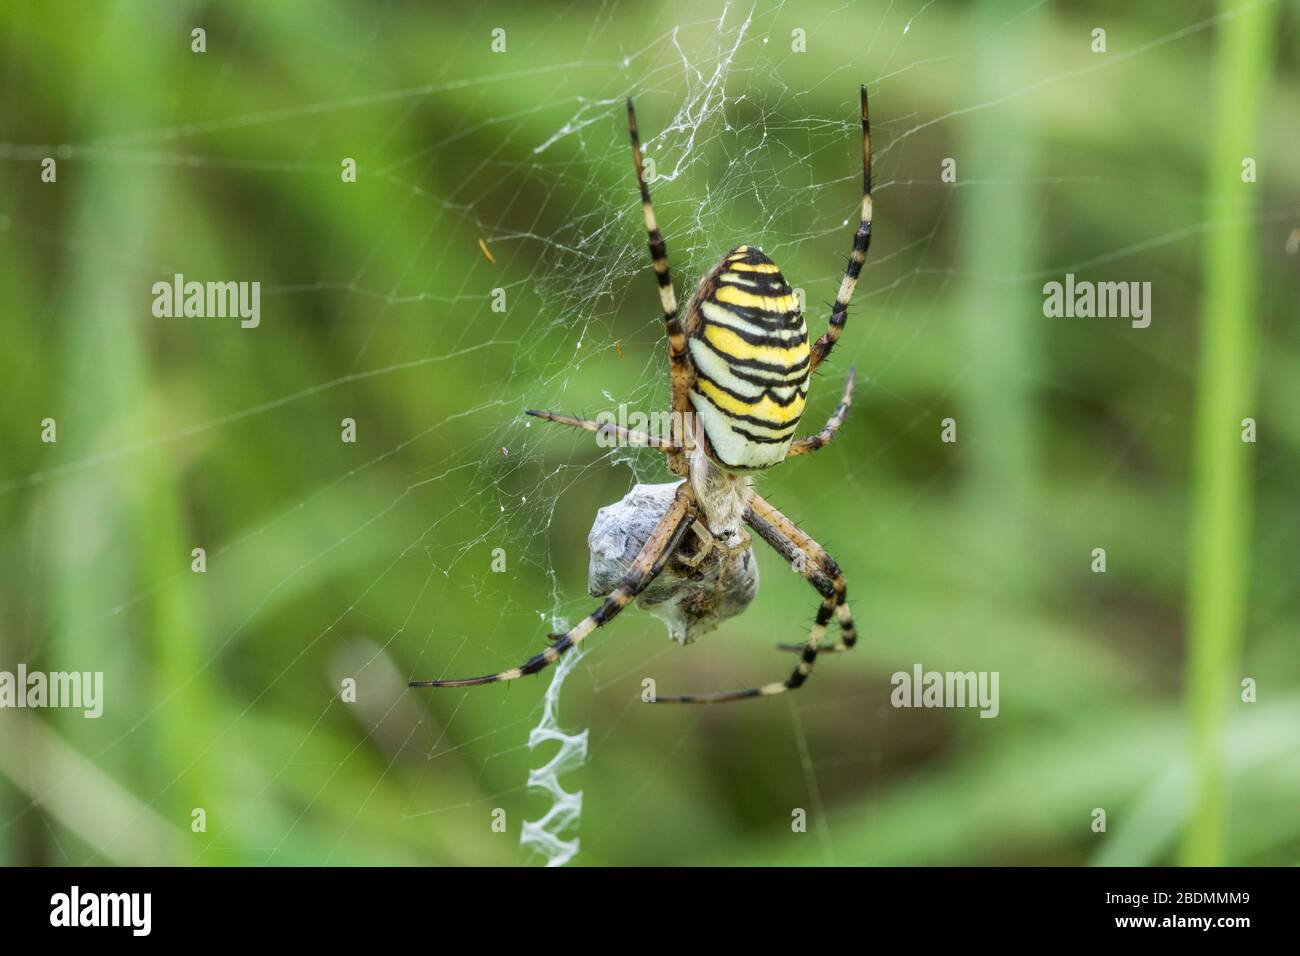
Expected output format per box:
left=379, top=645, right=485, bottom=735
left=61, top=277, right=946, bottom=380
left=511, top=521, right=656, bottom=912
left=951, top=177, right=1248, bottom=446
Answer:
left=408, top=483, right=697, bottom=689
left=809, top=84, right=873, bottom=374
left=786, top=367, right=855, bottom=457
left=752, top=495, right=855, bottom=656
left=627, top=96, right=692, bottom=476
left=523, top=409, right=678, bottom=451
left=649, top=492, right=855, bottom=704
left=523, top=99, right=695, bottom=473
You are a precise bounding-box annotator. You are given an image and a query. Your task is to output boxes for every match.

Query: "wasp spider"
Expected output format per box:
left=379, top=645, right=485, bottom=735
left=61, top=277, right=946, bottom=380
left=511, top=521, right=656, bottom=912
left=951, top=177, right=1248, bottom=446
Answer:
left=411, top=87, right=873, bottom=703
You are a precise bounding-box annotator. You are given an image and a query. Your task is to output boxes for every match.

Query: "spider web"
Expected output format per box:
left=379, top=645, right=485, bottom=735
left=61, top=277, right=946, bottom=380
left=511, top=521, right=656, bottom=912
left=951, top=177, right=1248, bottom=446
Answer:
left=2, top=0, right=1296, bottom=867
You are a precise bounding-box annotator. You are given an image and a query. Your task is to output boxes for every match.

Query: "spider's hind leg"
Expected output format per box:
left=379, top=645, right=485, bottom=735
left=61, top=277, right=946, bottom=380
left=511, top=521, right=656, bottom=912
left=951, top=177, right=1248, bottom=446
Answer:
left=647, top=492, right=855, bottom=704
left=747, top=494, right=856, bottom=655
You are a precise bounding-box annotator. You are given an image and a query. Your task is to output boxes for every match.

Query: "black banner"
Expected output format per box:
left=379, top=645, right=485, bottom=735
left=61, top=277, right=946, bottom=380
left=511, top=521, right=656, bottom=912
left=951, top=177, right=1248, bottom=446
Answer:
left=0, top=866, right=1284, bottom=942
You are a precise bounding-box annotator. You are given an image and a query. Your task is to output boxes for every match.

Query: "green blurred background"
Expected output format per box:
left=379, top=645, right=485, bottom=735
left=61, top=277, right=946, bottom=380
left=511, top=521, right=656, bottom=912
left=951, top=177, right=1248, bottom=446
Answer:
left=1, top=0, right=1297, bottom=866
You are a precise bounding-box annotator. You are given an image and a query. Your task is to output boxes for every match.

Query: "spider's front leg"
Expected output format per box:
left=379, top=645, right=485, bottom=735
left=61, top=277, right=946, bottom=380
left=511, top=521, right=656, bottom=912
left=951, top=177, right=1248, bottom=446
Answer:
left=409, top=483, right=696, bottom=689
left=809, top=85, right=873, bottom=373
left=649, top=491, right=855, bottom=704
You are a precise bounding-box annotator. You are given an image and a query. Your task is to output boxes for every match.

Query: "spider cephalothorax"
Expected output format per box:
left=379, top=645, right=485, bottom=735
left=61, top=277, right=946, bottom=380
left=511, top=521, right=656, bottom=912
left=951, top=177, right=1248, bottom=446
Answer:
left=411, top=86, right=873, bottom=703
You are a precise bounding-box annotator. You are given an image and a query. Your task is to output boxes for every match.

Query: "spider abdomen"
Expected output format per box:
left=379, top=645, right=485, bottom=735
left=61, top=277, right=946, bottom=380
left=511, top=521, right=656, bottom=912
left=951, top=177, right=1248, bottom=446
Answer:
left=685, top=245, right=810, bottom=470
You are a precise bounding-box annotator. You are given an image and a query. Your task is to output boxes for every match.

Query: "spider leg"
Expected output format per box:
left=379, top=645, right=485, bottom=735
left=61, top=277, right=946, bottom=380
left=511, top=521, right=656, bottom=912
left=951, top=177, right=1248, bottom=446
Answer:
left=648, top=492, right=855, bottom=704
left=786, top=367, right=856, bottom=457
left=627, top=97, right=691, bottom=476
left=409, top=483, right=696, bottom=689
left=809, top=85, right=872, bottom=374
left=748, top=495, right=856, bottom=655
left=525, top=409, right=680, bottom=452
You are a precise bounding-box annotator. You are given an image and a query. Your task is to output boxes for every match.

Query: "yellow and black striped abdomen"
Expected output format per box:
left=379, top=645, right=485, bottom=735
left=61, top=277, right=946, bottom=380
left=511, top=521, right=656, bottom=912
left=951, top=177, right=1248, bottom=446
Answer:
left=686, top=245, right=809, bottom=470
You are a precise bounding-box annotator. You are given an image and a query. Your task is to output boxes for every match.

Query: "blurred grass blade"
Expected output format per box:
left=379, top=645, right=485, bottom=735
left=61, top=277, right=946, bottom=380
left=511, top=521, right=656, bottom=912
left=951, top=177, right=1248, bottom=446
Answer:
left=1182, top=0, right=1279, bottom=867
